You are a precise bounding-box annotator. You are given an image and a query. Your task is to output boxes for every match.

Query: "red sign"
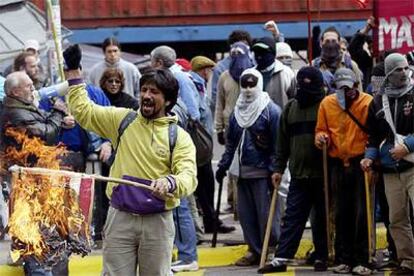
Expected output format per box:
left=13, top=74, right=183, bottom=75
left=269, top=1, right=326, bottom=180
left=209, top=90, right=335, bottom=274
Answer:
left=374, top=0, right=414, bottom=54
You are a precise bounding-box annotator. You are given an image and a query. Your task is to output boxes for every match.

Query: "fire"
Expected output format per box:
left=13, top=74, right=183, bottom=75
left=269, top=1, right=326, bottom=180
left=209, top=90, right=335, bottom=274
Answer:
left=3, top=128, right=92, bottom=265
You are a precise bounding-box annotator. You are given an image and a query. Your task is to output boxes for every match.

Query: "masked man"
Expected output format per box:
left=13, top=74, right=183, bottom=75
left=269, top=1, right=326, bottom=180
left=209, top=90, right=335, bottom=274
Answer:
left=312, top=27, right=362, bottom=94
left=361, top=53, right=414, bottom=275
left=315, top=68, right=373, bottom=275
left=216, top=68, right=281, bottom=266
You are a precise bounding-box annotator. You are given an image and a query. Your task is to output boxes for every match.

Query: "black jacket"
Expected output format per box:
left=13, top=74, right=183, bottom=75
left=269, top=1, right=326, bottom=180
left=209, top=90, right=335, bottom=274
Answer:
left=0, top=96, right=64, bottom=149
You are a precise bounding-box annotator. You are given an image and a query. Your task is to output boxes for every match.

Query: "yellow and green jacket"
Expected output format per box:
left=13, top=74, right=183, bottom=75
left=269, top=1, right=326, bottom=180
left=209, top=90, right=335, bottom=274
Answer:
left=67, top=83, right=197, bottom=210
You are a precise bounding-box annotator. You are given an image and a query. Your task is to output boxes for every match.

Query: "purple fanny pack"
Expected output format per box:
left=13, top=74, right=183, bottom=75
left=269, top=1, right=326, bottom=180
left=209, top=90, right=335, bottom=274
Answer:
left=110, top=175, right=166, bottom=215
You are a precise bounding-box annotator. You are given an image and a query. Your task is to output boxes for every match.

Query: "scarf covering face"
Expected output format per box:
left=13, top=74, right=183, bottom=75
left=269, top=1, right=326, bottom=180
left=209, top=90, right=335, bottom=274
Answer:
left=229, top=42, right=254, bottom=82
left=295, top=66, right=324, bottom=108
left=321, top=41, right=341, bottom=71
left=235, top=68, right=270, bottom=128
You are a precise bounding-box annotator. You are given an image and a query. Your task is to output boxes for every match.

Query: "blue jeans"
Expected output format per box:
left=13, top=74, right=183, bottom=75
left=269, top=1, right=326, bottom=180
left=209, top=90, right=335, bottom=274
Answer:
left=173, top=197, right=198, bottom=262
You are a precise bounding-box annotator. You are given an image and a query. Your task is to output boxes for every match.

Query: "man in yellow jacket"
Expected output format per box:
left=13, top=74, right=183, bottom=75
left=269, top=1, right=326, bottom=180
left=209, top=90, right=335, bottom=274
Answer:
left=315, top=68, right=373, bottom=275
left=63, top=45, right=197, bottom=276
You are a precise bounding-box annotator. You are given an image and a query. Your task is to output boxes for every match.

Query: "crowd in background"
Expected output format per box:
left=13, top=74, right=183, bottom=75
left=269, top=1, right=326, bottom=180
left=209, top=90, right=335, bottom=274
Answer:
left=0, top=16, right=413, bottom=276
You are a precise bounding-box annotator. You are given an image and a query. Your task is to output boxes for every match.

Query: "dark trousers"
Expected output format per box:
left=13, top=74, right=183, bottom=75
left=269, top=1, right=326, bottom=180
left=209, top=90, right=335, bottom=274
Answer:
left=194, top=161, right=216, bottom=229
left=331, top=159, right=369, bottom=266
left=238, top=177, right=275, bottom=255
left=275, top=178, right=327, bottom=261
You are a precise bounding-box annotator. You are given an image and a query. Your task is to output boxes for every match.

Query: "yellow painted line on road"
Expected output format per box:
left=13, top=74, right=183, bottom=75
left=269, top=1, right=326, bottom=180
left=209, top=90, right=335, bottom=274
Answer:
left=0, top=227, right=388, bottom=275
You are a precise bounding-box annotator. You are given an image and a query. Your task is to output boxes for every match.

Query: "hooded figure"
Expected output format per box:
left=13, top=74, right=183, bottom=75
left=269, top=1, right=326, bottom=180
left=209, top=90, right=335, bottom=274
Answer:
left=216, top=67, right=281, bottom=267
left=252, top=37, right=277, bottom=86
left=276, top=42, right=294, bottom=68
left=234, top=68, right=270, bottom=128
left=252, top=37, right=296, bottom=108
left=382, top=53, right=413, bottom=98
left=229, top=42, right=255, bottom=82
left=295, top=67, right=324, bottom=108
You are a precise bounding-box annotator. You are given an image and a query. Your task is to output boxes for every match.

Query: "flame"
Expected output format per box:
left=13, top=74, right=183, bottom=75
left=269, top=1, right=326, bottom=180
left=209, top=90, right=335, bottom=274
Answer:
left=3, top=128, right=91, bottom=264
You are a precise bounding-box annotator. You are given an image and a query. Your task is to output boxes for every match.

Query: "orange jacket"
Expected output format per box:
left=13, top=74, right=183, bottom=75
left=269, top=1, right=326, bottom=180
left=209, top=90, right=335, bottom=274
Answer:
left=315, top=92, right=373, bottom=166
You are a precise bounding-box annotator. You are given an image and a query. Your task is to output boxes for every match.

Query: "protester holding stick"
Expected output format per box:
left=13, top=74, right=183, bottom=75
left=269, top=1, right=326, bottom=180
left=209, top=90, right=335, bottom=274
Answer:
left=314, top=68, right=373, bottom=275
left=361, top=53, right=414, bottom=275
left=63, top=45, right=197, bottom=276
left=216, top=68, right=281, bottom=266
left=258, top=67, right=328, bottom=274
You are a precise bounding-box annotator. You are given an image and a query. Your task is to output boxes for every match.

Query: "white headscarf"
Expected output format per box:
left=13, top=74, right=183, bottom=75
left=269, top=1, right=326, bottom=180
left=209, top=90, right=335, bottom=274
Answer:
left=234, top=68, right=270, bottom=128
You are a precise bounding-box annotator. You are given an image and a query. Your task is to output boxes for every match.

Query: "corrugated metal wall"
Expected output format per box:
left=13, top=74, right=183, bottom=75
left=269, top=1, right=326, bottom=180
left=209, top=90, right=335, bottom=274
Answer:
left=31, top=0, right=372, bottom=28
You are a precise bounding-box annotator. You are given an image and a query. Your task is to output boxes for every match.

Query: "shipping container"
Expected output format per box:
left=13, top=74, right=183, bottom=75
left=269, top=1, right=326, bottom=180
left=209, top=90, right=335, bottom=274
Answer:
left=31, top=0, right=372, bottom=29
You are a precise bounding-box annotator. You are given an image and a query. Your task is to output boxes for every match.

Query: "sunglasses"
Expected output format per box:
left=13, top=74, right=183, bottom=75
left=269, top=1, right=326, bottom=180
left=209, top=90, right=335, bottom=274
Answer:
left=106, top=78, right=121, bottom=84
left=240, top=74, right=258, bottom=88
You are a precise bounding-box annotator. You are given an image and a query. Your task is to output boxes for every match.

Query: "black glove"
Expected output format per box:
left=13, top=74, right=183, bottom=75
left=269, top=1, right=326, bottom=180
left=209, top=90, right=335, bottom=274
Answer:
left=215, top=167, right=227, bottom=184
left=63, top=44, right=82, bottom=70
left=217, top=131, right=226, bottom=145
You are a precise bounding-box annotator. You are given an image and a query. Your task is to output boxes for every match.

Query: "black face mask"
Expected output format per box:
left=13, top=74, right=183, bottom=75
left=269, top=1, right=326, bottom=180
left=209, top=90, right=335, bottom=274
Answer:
left=295, top=87, right=324, bottom=108
left=254, top=50, right=276, bottom=71
left=321, top=41, right=341, bottom=68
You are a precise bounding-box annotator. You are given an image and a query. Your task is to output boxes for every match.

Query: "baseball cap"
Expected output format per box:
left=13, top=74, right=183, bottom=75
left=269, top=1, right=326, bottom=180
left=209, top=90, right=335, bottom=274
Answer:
left=252, top=37, right=276, bottom=54
left=334, top=68, right=356, bottom=89
left=24, top=39, right=39, bottom=52
left=190, top=56, right=216, bottom=71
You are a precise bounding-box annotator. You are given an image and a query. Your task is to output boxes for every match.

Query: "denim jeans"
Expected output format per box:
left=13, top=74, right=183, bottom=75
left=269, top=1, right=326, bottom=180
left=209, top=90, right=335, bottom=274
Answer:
left=173, top=197, right=198, bottom=262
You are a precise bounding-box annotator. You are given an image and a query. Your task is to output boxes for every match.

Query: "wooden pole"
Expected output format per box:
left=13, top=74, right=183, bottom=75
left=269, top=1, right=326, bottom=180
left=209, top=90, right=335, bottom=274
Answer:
left=322, top=144, right=333, bottom=261
left=259, top=187, right=278, bottom=268
left=306, top=0, right=313, bottom=63
left=8, top=165, right=173, bottom=198
left=364, top=171, right=373, bottom=263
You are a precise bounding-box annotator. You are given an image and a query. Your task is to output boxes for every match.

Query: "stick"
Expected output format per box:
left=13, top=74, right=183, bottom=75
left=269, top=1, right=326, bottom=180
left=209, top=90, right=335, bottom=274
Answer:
left=211, top=178, right=224, bottom=248
left=8, top=165, right=173, bottom=198
left=259, top=187, right=278, bottom=268
left=322, top=144, right=333, bottom=261
left=364, top=171, right=373, bottom=263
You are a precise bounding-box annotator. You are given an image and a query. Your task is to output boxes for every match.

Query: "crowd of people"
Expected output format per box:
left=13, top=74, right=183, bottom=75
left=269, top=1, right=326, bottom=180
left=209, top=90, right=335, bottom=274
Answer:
left=0, top=17, right=413, bottom=276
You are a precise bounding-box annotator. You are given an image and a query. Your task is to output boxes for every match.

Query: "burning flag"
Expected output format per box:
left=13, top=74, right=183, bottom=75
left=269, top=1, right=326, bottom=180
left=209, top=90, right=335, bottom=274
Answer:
left=3, top=128, right=94, bottom=266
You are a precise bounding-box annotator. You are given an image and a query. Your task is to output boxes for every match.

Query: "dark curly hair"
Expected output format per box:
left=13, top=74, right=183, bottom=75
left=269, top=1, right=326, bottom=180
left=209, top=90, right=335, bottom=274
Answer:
left=139, top=69, right=179, bottom=113
left=228, top=30, right=252, bottom=47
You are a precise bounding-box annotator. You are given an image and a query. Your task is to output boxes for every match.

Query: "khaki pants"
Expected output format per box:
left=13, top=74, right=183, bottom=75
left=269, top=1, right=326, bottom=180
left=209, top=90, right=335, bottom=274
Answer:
left=102, top=207, right=175, bottom=276
left=383, top=167, right=414, bottom=270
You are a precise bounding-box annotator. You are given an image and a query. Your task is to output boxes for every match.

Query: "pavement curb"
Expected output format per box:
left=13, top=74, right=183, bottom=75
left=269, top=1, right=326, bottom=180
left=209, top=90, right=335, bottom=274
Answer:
left=0, top=227, right=388, bottom=275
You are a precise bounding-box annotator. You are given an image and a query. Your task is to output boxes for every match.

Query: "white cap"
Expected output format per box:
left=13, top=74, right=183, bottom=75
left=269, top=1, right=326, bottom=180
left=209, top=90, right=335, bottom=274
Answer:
left=276, top=42, right=293, bottom=59
left=24, top=39, right=39, bottom=52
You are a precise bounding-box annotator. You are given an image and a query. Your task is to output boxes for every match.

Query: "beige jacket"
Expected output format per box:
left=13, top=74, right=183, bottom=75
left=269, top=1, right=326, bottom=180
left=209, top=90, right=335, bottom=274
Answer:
left=214, top=70, right=240, bottom=133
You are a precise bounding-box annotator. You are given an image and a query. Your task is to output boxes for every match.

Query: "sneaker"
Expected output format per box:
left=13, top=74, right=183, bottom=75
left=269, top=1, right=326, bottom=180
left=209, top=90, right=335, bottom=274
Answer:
left=314, top=260, right=328, bottom=272
left=333, top=264, right=352, bottom=274
left=235, top=251, right=259, bottom=266
left=257, top=259, right=287, bottom=274
left=352, top=265, right=372, bottom=275
left=171, top=260, right=199, bottom=272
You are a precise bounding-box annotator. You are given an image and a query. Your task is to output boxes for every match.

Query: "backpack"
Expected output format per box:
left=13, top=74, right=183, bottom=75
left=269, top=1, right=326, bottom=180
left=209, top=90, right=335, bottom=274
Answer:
left=106, top=111, right=177, bottom=167
left=187, top=119, right=213, bottom=167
